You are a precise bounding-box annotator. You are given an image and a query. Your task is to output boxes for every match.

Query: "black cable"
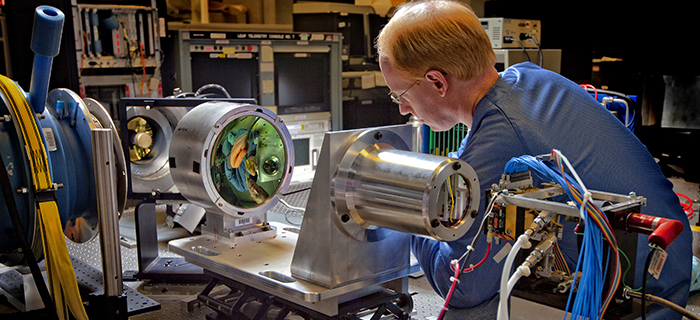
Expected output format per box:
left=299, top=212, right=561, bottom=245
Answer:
left=0, top=152, right=56, bottom=315
left=521, top=34, right=543, bottom=67
left=504, top=36, right=531, bottom=62
left=282, top=187, right=311, bottom=197
left=642, top=247, right=656, bottom=320
left=456, top=190, right=504, bottom=278
left=458, top=212, right=489, bottom=268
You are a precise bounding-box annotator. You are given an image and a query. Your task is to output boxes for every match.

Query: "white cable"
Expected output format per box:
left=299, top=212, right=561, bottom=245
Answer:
left=457, top=192, right=501, bottom=262
left=497, top=234, right=530, bottom=320
left=279, top=199, right=305, bottom=213
left=553, top=150, right=588, bottom=195
left=506, top=265, right=531, bottom=297
left=552, top=150, right=592, bottom=220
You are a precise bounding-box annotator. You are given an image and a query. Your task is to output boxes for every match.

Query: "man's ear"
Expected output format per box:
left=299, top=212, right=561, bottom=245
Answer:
left=425, top=70, right=448, bottom=97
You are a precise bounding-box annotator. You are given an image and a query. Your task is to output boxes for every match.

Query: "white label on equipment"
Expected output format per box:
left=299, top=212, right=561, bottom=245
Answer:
left=649, top=248, right=668, bottom=279
left=493, top=242, right=512, bottom=264
left=42, top=128, right=57, bottom=152
left=235, top=218, right=252, bottom=226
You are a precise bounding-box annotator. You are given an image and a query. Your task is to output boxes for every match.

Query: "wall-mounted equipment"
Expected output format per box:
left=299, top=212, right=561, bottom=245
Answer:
left=278, top=112, right=331, bottom=184
left=292, top=2, right=389, bottom=70
left=480, top=18, right=541, bottom=49
left=72, top=3, right=162, bottom=113
left=170, top=30, right=343, bottom=130
left=493, top=49, right=561, bottom=73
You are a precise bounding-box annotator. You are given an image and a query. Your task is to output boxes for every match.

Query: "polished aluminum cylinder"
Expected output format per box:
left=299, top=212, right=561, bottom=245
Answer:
left=92, top=128, right=123, bottom=296
left=333, top=130, right=479, bottom=242
left=169, top=102, right=294, bottom=217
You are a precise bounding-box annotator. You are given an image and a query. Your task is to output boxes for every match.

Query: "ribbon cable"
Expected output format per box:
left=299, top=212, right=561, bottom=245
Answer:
left=0, top=75, right=89, bottom=320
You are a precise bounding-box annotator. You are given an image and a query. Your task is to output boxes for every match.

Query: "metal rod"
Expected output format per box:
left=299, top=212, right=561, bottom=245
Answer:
left=92, top=128, right=124, bottom=296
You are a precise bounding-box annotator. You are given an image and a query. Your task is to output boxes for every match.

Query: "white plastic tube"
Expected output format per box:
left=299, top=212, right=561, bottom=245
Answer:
left=497, top=234, right=531, bottom=320
left=507, top=265, right=531, bottom=297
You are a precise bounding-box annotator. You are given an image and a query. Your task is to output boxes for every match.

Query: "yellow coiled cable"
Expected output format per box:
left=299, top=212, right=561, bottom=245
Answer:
left=0, top=75, right=89, bottom=320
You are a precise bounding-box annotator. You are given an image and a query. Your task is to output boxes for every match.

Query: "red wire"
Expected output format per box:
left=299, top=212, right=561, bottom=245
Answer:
left=463, top=242, right=491, bottom=272
left=580, top=84, right=598, bottom=100
left=677, top=193, right=694, bottom=218
left=438, top=261, right=461, bottom=320
left=440, top=242, right=493, bottom=319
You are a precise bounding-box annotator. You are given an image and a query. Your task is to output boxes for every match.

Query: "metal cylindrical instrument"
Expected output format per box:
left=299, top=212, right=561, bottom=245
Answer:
left=333, top=129, right=479, bottom=242
left=169, top=102, right=294, bottom=218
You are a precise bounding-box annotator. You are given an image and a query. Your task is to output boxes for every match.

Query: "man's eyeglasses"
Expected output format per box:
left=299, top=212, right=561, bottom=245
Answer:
left=388, top=81, right=419, bottom=105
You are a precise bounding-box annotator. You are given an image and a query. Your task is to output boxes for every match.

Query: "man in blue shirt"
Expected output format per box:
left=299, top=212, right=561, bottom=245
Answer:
left=376, top=1, right=692, bottom=319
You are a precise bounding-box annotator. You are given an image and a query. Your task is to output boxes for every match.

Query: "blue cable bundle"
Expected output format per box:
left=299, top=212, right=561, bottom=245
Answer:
left=504, top=153, right=611, bottom=320
left=504, top=155, right=577, bottom=200
left=568, top=219, right=605, bottom=319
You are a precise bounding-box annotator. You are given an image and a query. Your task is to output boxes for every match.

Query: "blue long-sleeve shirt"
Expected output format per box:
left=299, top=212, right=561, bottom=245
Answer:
left=414, top=62, right=691, bottom=319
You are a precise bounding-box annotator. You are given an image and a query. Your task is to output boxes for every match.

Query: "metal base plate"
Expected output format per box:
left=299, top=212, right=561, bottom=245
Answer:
left=168, top=222, right=419, bottom=316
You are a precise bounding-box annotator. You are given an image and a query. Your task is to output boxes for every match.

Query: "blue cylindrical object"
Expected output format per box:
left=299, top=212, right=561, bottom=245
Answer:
left=55, top=99, right=65, bottom=118
left=89, top=11, right=99, bottom=26
left=31, top=6, right=65, bottom=57
left=92, top=40, right=103, bottom=56
left=29, top=6, right=65, bottom=114
left=30, top=56, right=53, bottom=114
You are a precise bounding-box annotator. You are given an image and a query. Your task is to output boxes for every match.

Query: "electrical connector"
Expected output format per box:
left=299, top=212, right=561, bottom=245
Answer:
left=522, top=233, right=557, bottom=269
left=520, top=33, right=534, bottom=41
left=524, top=210, right=556, bottom=238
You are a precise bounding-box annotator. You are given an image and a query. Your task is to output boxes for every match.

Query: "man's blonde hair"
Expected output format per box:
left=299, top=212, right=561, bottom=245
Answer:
left=376, top=0, right=496, bottom=81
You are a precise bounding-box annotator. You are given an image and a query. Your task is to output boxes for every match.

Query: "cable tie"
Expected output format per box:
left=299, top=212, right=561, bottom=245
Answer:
left=450, top=276, right=460, bottom=284
left=466, top=245, right=474, bottom=252
left=583, top=191, right=592, bottom=201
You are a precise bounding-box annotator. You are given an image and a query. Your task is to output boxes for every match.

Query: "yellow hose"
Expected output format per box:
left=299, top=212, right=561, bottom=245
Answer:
left=0, top=75, right=89, bottom=320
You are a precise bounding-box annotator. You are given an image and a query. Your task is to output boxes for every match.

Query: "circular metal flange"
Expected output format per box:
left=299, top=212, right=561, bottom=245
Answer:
left=169, top=102, right=294, bottom=218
